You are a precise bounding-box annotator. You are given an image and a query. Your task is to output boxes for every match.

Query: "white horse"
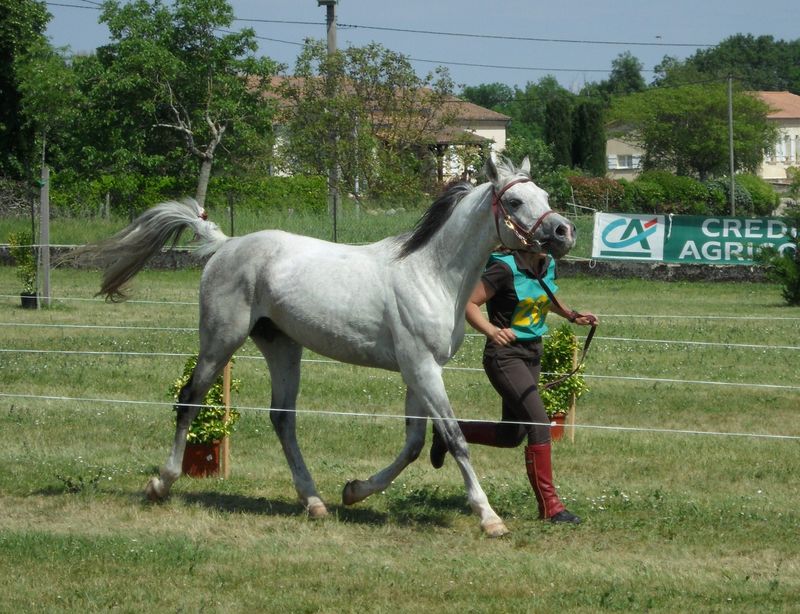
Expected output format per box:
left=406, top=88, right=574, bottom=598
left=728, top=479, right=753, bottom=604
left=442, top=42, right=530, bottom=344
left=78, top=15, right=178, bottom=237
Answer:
left=74, top=156, right=575, bottom=537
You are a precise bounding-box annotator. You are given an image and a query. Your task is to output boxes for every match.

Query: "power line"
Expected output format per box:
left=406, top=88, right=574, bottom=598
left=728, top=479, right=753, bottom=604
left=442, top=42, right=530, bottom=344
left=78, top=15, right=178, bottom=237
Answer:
left=235, top=17, right=714, bottom=49
left=336, top=21, right=714, bottom=48
left=46, top=1, right=100, bottom=9
left=409, top=57, right=631, bottom=75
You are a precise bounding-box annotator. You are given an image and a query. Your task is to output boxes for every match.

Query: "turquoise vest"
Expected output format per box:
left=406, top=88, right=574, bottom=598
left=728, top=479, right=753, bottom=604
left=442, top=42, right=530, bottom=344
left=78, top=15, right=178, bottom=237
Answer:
left=488, top=253, right=558, bottom=340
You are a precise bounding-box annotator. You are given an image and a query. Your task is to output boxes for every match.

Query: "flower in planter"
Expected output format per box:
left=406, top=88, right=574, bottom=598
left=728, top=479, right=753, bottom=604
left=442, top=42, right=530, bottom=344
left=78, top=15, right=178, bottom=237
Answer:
left=7, top=231, right=37, bottom=295
left=540, top=324, right=589, bottom=419
left=168, top=355, right=241, bottom=444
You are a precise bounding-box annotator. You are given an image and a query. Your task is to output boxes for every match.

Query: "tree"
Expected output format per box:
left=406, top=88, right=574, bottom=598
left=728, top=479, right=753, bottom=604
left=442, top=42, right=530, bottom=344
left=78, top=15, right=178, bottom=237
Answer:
left=689, top=34, right=800, bottom=94
left=14, top=37, right=77, bottom=168
left=0, top=0, right=50, bottom=176
left=571, top=98, right=606, bottom=175
left=605, top=52, right=647, bottom=96
left=544, top=94, right=573, bottom=167
left=609, top=84, right=777, bottom=179
left=89, top=0, right=277, bottom=207
left=278, top=40, right=455, bottom=202
left=461, top=82, right=514, bottom=110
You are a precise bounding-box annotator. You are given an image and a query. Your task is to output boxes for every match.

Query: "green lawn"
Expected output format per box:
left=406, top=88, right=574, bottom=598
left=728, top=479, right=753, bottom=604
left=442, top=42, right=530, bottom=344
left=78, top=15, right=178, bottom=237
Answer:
left=0, top=266, right=798, bottom=612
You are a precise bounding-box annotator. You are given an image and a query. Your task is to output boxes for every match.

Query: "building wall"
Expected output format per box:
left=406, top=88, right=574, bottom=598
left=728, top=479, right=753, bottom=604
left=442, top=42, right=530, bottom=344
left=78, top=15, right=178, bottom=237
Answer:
left=760, top=119, right=800, bottom=182
left=606, top=138, right=643, bottom=180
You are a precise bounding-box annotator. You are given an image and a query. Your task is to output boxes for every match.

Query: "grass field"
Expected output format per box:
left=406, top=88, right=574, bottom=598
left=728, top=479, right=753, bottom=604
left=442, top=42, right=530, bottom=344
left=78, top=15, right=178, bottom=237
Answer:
left=1, top=263, right=799, bottom=612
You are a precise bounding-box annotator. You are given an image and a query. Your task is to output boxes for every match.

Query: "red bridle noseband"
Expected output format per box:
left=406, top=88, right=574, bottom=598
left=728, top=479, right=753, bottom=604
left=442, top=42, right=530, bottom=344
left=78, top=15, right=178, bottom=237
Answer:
left=491, top=178, right=555, bottom=251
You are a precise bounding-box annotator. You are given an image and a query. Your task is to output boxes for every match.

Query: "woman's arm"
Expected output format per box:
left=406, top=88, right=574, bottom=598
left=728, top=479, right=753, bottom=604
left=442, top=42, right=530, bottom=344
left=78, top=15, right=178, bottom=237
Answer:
left=466, top=280, right=517, bottom=346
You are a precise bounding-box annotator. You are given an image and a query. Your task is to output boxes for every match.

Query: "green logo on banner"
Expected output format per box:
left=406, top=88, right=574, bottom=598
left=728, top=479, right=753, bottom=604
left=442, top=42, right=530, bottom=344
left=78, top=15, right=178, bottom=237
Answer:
left=600, top=217, right=659, bottom=258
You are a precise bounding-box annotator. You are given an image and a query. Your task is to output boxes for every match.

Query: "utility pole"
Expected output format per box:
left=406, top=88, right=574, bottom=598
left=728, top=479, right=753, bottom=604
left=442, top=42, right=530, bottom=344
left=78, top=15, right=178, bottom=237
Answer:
left=317, top=0, right=339, bottom=241
left=728, top=75, right=736, bottom=216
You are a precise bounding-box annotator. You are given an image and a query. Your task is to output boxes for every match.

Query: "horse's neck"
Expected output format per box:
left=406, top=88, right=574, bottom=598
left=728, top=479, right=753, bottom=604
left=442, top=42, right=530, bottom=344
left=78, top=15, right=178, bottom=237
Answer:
left=413, top=183, right=498, bottom=311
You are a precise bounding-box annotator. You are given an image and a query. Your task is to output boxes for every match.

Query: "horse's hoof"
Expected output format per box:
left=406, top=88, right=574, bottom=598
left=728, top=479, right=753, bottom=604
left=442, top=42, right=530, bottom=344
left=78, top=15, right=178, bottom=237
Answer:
left=482, top=519, right=510, bottom=538
left=342, top=480, right=366, bottom=506
left=307, top=501, right=329, bottom=519
left=144, top=477, right=167, bottom=502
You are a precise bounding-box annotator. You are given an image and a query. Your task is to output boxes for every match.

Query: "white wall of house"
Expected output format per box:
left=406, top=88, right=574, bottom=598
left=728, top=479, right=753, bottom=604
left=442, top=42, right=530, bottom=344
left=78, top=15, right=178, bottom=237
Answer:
left=464, top=121, right=507, bottom=152
left=760, top=119, right=800, bottom=182
left=606, top=137, right=643, bottom=180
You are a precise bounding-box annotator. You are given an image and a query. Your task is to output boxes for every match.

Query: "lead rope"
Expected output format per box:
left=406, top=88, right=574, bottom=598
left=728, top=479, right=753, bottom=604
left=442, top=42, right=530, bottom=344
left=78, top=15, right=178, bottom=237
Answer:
left=533, top=262, right=597, bottom=391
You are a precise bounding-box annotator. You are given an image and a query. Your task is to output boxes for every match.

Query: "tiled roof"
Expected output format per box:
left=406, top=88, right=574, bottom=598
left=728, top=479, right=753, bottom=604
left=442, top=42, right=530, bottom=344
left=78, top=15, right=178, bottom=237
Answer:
left=265, top=76, right=509, bottom=123
left=755, top=91, right=800, bottom=119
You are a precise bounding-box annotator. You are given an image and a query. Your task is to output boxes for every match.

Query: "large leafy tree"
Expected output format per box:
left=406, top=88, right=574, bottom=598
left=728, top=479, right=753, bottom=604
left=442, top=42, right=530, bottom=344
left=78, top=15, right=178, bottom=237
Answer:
left=654, top=35, right=800, bottom=94
left=76, top=0, right=277, bottom=207
left=14, top=38, right=78, bottom=168
left=610, top=83, right=777, bottom=179
left=278, top=41, right=455, bottom=201
left=689, top=34, right=800, bottom=94
left=0, top=0, right=50, bottom=176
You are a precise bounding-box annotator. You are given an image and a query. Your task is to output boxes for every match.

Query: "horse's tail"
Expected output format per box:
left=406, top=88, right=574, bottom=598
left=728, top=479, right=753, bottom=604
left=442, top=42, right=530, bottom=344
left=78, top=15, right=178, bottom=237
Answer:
left=64, top=198, right=229, bottom=302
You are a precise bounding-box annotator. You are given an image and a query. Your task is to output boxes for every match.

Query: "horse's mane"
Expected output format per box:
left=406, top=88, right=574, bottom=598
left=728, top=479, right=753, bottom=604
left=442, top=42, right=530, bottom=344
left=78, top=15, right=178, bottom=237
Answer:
left=396, top=181, right=475, bottom=258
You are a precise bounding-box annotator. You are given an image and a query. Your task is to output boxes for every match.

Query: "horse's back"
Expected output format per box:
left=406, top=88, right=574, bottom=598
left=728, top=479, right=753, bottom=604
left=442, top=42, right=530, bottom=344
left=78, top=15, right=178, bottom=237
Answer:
left=200, top=230, right=403, bottom=368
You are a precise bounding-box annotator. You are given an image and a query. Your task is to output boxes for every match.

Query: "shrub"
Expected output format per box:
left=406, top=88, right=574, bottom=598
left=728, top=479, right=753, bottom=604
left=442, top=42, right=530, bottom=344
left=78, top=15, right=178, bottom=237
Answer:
left=621, top=179, right=665, bottom=213
left=7, top=231, right=37, bottom=294
left=168, top=356, right=242, bottom=444
left=209, top=175, right=327, bottom=214
left=636, top=171, right=710, bottom=214
left=540, top=324, right=588, bottom=418
left=537, top=168, right=573, bottom=209
left=734, top=174, right=778, bottom=215
left=707, top=179, right=753, bottom=215
left=755, top=203, right=800, bottom=305
left=567, top=175, right=624, bottom=211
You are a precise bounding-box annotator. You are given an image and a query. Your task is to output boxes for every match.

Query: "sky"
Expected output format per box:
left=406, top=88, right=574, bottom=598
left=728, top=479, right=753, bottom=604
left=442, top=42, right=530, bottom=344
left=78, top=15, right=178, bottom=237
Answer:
left=44, top=0, right=799, bottom=93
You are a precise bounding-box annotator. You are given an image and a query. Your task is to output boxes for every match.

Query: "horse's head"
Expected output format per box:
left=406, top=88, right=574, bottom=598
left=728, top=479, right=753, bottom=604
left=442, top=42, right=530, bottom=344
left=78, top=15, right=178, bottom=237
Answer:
left=485, top=156, right=576, bottom=258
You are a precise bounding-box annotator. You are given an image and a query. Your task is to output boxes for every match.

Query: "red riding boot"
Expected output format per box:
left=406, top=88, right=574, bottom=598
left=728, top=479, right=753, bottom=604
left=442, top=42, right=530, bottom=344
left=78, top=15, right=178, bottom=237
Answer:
left=524, top=443, right=581, bottom=524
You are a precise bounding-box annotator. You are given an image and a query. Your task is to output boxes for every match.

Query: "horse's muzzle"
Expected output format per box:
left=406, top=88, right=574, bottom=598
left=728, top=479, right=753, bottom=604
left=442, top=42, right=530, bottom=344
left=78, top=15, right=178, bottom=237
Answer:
left=535, top=213, right=576, bottom=258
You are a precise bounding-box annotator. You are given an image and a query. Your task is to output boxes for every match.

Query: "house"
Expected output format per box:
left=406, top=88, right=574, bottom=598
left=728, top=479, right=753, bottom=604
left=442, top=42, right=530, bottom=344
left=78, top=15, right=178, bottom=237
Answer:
left=606, top=135, right=643, bottom=180
left=429, top=97, right=510, bottom=181
left=265, top=76, right=510, bottom=182
left=605, top=90, right=800, bottom=188
left=757, top=91, right=800, bottom=186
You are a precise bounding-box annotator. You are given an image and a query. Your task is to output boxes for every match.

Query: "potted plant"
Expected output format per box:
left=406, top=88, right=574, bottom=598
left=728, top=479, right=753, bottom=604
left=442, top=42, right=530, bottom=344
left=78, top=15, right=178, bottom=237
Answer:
left=541, top=324, right=589, bottom=440
left=168, top=355, right=241, bottom=477
left=7, top=231, right=37, bottom=308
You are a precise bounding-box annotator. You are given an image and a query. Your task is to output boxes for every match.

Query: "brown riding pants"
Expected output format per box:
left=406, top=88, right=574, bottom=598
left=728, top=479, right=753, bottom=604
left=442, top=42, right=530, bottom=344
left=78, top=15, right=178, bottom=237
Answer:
left=482, top=338, right=551, bottom=445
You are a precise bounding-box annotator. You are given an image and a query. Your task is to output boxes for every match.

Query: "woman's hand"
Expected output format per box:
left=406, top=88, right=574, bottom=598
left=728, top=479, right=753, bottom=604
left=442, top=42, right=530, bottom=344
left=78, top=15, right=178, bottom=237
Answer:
left=570, top=311, right=598, bottom=326
left=488, top=327, right=516, bottom=346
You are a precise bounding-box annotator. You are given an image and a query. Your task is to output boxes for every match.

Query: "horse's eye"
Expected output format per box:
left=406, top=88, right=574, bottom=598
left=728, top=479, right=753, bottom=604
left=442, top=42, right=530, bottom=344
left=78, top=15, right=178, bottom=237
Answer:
left=506, top=198, right=522, bottom=208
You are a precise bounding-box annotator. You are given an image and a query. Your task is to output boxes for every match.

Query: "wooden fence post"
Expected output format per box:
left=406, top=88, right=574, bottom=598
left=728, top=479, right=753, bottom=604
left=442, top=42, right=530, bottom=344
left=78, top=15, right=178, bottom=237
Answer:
left=567, top=345, right=578, bottom=443
left=221, top=361, right=232, bottom=478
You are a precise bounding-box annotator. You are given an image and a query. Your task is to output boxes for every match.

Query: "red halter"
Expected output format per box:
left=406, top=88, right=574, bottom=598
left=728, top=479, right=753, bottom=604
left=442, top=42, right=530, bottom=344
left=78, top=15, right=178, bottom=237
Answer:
left=491, top=178, right=555, bottom=251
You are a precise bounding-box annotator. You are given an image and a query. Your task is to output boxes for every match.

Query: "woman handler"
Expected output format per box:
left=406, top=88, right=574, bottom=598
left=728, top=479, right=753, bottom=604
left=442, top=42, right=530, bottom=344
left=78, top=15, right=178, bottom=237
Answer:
left=430, top=249, right=597, bottom=524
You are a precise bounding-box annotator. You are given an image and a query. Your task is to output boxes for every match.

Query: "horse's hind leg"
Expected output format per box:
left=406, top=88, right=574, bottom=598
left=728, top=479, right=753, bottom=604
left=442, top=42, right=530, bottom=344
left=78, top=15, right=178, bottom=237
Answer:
left=342, top=387, right=427, bottom=505
left=251, top=324, right=328, bottom=519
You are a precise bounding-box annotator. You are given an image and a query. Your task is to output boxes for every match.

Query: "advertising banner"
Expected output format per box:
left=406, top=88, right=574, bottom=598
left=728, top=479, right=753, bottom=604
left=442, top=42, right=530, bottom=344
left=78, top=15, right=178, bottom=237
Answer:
left=592, top=213, right=796, bottom=265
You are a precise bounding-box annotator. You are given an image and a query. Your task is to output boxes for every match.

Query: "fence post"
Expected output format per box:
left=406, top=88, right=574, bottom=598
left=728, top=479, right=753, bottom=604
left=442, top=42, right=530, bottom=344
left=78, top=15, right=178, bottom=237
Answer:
left=567, top=345, right=578, bottom=443
left=221, top=361, right=232, bottom=478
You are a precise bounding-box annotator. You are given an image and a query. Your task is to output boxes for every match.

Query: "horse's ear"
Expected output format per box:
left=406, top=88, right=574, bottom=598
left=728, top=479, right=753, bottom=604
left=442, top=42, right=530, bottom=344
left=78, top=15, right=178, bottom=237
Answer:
left=483, top=154, right=499, bottom=185
left=520, top=156, right=531, bottom=175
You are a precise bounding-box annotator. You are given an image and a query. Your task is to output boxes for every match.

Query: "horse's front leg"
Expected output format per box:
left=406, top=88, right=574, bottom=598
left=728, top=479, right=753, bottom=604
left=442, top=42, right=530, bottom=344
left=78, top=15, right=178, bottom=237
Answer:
left=410, top=359, right=508, bottom=537
left=347, top=357, right=508, bottom=537
left=342, top=387, right=427, bottom=505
